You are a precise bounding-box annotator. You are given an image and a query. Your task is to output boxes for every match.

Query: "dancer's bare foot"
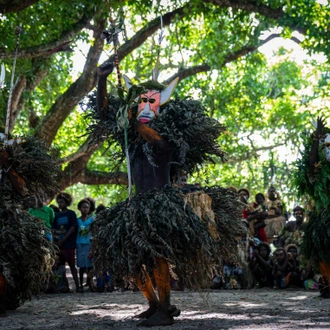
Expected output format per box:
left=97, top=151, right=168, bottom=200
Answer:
left=138, top=305, right=176, bottom=327
left=136, top=302, right=158, bottom=319
left=168, top=304, right=181, bottom=317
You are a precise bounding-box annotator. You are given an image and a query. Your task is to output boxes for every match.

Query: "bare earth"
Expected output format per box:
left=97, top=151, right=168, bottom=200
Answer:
left=1, top=288, right=329, bottom=330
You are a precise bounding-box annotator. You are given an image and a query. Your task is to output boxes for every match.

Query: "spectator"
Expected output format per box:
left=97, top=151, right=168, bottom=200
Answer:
left=85, top=196, right=96, bottom=216
left=95, top=203, right=106, bottom=214
left=52, top=192, right=80, bottom=293
left=286, top=244, right=304, bottom=287
left=238, top=188, right=254, bottom=220
left=272, top=247, right=291, bottom=289
left=46, top=252, right=70, bottom=294
left=247, top=193, right=268, bottom=242
left=28, top=197, right=55, bottom=242
left=227, top=186, right=238, bottom=194
left=223, top=260, right=244, bottom=289
left=249, top=242, right=273, bottom=288
left=278, top=206, right=305, bottom=248
left=264, top=186, right=286, bottom=243
left=76, top=199, right=94, bottom=292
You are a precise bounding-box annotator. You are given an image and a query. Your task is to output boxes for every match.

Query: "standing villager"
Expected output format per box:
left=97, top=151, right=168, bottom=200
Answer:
left=264, top=186, right=286, bottom=243
left=76, top=199, right=94, bottom=291
left=295, top=117, right=330, bottom=298
left=0, top=135, right=61, bottom=316
left=52, top=192, right=79, bottom=293
left=86, top=59, right=245, bottom=326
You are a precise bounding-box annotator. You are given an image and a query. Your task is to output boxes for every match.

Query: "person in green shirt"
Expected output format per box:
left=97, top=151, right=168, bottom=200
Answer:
left=28, top=198, right=55, bottom=241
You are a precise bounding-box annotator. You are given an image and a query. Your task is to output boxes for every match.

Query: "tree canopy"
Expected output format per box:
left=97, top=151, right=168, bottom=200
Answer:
left=1, top=0, right=329, bottom=207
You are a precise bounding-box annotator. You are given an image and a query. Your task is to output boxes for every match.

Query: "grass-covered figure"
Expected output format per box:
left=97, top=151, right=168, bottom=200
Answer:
left=89, top=62, right=245, bottom=326
left=295, top=117, right=330, bottom=298
left=0, top=135, right=60, bottom=316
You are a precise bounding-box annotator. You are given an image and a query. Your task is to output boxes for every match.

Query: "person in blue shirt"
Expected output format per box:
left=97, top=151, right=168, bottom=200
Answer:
left=76, top=199, right=94, bottom=291
left=52, top=192, right=79, bottom=292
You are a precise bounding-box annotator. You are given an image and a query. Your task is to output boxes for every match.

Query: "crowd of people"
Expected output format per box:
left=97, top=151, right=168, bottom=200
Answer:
left=210, top=185, right=322, bottom=292
left=26, top=183, right=322, bottom=296
left=27, top=192, right=113, bottom=294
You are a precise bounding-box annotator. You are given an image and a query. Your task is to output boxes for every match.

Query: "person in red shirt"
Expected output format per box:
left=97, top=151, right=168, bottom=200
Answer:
left=238, top=189, right=267, bottom=242
left=249, top=193, right=268, bottom=242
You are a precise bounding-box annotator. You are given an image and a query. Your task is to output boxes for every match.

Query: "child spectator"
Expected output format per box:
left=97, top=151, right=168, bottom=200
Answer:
left=85, top=196, right=96, bottom=216
left=249, top=242, right=273, bottom=288
left=46, top=252, right=70, bottom=293
left=272, top=247, right=292, bottom=289
left=76, top=199, right=94, bottom=292
left=286, top=244, right=303, bottom=287
left=223, top=260, right=244, bottom=289
left=52, top=192, right=80, bottom=293
left=238, top=188, right=253, bottom=220
left=28, top=197, right=55, bottom=242
left=264, top=186, right=286, bottom=242
left=95, top=203, right=106, bottom=214
left=247, top=193, right=268, bottom=242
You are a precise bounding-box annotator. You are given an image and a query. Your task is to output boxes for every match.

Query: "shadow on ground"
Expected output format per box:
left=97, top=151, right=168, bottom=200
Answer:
left=0, top=289, right=328, bottom=329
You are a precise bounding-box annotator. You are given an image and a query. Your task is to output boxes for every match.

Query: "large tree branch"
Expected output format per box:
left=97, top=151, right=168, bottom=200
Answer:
left=58, top=124, right=107, bottom=165
left=0, top=12, right=93, bottom=59
left=9, top=57, right=50, bottom=132
left=59, top=141, right=122, bottom=189
left=7, top=74, right=26, bottom=133
left=0, top=0, right=40, bottom=13
left=162, top=33, right=299, bottom=84
left=34, top=16, right=107, bottom=145
left=60, top=169, right=128, bottom=190
left=35, top=6, right=189, bottom=146
left=102, top=5, right=188, bottom=64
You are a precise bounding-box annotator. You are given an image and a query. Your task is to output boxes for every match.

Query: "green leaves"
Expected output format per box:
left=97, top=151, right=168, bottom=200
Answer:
left=1, top=0, right=329, bottom=206
left=116, top=84, right=145, bottom=130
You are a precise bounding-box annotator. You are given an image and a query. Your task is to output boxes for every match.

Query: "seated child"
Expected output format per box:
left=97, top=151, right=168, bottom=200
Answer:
left=272, top=247, right=293, bottom=289
left=285, top=244, right=303, bottom=287
left=223, top=260, right=244, bottom=289
left=249, top=242, right=273, bottom=288
left=46, top=253, right=70, bottom=293
left=95, top=270, right=114, bottom=293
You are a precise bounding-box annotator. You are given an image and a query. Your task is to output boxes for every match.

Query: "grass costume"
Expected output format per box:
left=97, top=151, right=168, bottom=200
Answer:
left=0, top=136, right=60, bottom=315
left=88, top=62, right=245, bottom=326
left=294, top=118, right=330, bottom=298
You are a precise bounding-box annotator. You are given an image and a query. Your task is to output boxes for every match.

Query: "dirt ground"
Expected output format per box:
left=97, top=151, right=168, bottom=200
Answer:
left=0, top=287, right=329, bottom=330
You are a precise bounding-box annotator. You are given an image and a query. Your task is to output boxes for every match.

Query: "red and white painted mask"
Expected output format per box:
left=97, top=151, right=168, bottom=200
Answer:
left=123, top=75, right=178, bottom=123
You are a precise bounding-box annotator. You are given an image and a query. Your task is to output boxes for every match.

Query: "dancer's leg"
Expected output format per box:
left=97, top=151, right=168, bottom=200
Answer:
left=136, top=269, right=158, bottom=319
left=139, top=258, right=179, bottom=326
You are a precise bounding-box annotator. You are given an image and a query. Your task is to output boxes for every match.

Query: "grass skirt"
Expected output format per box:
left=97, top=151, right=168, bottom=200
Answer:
left=0, top=202, right=55, bottom=309
left=90, top=186, right=219, bottom=288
